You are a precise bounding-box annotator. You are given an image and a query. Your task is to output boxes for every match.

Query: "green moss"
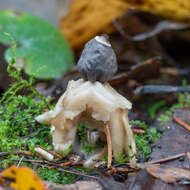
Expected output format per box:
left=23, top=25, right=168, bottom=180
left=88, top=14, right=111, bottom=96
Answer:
left=147, top=100, right=166, bottom=119
left=37, top=167, right=94, bottom=184
left=0, top=95, right=51, bottom=151
left=115, top=154, right=133, bottom=164
left=130, top=120, right=161, bottom=161
left=157, top=92, right=190, bottom=124
left=37, top=167, right=76, bottom=184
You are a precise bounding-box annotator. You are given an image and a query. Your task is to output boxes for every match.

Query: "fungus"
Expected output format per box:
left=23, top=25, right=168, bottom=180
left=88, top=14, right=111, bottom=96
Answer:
left=36, top=36, right=136, bottom=168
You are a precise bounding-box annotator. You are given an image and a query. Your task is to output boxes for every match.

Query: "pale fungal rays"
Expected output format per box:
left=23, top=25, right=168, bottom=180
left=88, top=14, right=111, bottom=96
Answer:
left=36, top=79, right=136, bottom=168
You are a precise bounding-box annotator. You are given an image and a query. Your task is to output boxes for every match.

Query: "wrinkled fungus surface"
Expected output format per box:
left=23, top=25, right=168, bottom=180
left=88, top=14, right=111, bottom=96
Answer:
left=36, top=79, right=136, bottom=167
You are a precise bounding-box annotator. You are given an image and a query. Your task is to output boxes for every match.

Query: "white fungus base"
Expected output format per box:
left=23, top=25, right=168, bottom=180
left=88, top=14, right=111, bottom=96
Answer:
left=36, top=79, right=136, bottom=168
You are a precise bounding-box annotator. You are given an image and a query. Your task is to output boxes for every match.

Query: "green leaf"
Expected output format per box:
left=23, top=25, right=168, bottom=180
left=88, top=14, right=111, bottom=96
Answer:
left=0, top=10, right=74, bottom=79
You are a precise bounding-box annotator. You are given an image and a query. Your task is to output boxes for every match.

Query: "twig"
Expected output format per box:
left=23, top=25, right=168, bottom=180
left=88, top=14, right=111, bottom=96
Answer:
left=48, top=164, right=99, bottom=180
left=60, top=160, right=73, bottom=167
left=12, top=158, right=51, bottom=164
left=109, top=166, right=137, bottom=175
left=145, top=153, right=186, bottom=165
left=12, top=159, right=98, bottom=180
left=134, top=85, right=190, bottom=95
left=132, top=128, right=145, bottom=134
left=173, top=116, right=190, bottom=132
left=48, top=161, right=73, bottom=169
left=113, top=19, right=131, bottom=41
left=0, top=150, right=33, bottom=157
left=104, top=124, right=112, bottom=168
left=17, top=156, right=24, bottom=167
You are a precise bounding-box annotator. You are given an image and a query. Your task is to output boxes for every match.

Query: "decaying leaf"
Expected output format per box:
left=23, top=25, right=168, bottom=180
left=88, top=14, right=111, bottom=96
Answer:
left=144, top=165, right=190, bottom=184
left=128, top=0, right=190, bottom=23
left=61, top=0, right=190, bottom=49
left=0, top=166, right=48, bottom=190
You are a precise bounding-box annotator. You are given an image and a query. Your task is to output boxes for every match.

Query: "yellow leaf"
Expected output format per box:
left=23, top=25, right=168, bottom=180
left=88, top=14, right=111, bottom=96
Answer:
left=127, top=0, right=190, bottom=22
left=60, top=0, right=129, bottom=49
left=0, top=166, right=48, bottom=190
left=60, top=0, right=190, bottom=49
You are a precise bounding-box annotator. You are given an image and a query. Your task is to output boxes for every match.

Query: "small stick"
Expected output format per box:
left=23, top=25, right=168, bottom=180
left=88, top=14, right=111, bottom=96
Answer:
left=145, top=153, right=185, bottom=165
left=104, top=124, right=112, bottom=168
left=109, top=166, right=136, bottom=174
left=173, top=116, right=190, bottom=132
left=134, top=85, right=190, bottom=95
left=51, top=165, right=98, bottom=180
left=12, top=159, right=98, bottom=180
left=17, top=156, right=24, bottom=167
left=38, top=163, right=99, bottom=180
left=60, top=160, right=73, bottom=167
left=12, top=159, right=51, bottom=164
left=0, top=150, right=33, bottom=157
left=132, top=128, right=145, bottom=134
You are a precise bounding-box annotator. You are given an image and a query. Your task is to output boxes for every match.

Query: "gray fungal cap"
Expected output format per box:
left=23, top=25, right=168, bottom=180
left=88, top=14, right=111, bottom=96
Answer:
left=77, top=35, right=118, bottom=82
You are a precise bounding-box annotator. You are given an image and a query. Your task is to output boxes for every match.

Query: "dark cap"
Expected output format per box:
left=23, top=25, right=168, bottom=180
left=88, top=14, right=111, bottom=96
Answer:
left=77, top=35, right=118, bottom=83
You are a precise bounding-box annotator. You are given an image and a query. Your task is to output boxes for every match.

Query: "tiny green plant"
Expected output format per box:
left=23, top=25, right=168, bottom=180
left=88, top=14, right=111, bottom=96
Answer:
left=148, top=100, right=166, bottom=119
left=37, top=167, right=76, bottom=184
left=0, top=40, right=51, bottom=167
left=130, top=120, right=162, bottom=161
left=115, top=154, right=132, bottom=164
left=37, top=166, right=94, bottom=184
left=157, top=79, right=190, bottom=123
left=157, top=92, right=190, bottom=124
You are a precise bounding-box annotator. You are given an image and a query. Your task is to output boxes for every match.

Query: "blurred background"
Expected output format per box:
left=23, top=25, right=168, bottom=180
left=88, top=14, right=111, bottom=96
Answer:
left=0, top=0, right=70, bottom=26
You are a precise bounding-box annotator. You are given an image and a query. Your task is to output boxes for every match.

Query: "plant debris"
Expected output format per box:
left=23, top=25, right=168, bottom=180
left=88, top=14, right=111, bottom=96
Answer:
left=134, top=85, right=190, bottom=94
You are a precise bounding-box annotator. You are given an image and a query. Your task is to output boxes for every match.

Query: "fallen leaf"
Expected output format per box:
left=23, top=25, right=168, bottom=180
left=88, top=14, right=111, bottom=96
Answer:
left=0, top=10, right=74, bottom=79
left=60, top=0, right=128, bottom=49
left=145, top=165, right=190, bottom=184
left=128, top=0, right=190, bottom=23
left=61, top=0, right=190, bottom=49
left=124, top=168, right=190, bottom=190
left=0, top=166, right=48, bottom=190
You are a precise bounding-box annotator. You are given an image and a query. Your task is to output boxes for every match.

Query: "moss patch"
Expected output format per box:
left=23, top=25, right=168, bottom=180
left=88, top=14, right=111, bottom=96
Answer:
left=130, top=120, right=162, bottom=161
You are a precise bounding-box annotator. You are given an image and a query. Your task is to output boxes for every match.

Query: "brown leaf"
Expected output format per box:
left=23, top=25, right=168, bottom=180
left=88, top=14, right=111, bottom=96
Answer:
left=145, top=165, right=190, bottom=184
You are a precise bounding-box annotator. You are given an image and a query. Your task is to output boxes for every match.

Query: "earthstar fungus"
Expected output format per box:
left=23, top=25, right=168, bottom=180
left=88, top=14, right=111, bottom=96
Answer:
left=36, top=36, right=136, bottom=168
